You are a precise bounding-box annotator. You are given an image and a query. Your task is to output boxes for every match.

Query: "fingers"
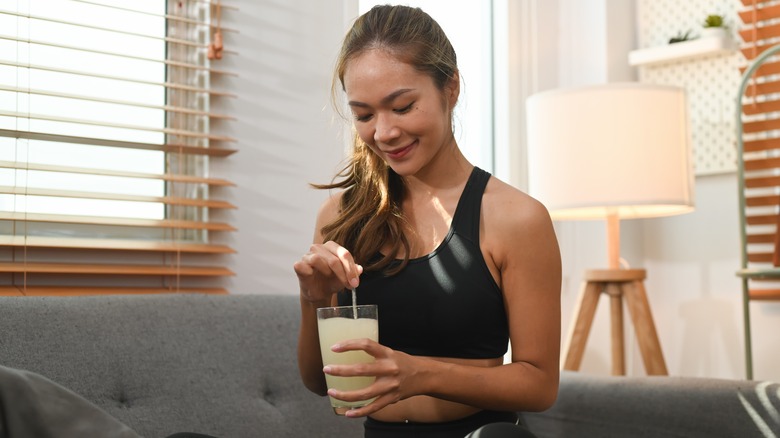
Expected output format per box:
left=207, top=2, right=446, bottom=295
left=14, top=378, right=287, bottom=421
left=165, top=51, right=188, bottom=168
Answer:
left=295, top=242, right=363, bottom=301
left=302, top=241, right=361, bottom=287
left=322, top=339, right=388, bottom=381
left=323, top=339, right=384, bottom=378
left=343, top=394, right=397, bottom=418
left=330, top=338, right=384, bottom=357
left=322, top=241, right=361, bottom=288
left=325, top=377, right=400, bottom=418
left=323, top=340, right=399, bottom=415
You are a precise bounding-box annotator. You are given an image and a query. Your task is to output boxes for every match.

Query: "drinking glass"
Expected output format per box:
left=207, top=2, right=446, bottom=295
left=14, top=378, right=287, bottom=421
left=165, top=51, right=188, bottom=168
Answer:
left=316, top=304, right=378, bottom=415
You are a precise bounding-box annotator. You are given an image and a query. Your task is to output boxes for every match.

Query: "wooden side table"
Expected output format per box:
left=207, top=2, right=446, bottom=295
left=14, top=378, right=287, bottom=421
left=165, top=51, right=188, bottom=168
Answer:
left=562, top=268, right=668, bottom=375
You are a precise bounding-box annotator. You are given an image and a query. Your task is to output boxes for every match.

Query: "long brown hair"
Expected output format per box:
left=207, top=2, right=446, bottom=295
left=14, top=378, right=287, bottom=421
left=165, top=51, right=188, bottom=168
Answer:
left=316, top=4, right=459, bottom=274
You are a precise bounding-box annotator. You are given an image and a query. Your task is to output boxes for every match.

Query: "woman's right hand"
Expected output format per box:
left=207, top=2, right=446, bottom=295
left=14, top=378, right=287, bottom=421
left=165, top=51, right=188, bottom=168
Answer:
left=293, top=240, right=363, bottom=305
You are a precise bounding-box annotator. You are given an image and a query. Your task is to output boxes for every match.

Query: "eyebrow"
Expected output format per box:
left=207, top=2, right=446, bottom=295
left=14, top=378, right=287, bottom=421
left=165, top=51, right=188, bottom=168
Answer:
left=348, top=88, right=414, bottom=108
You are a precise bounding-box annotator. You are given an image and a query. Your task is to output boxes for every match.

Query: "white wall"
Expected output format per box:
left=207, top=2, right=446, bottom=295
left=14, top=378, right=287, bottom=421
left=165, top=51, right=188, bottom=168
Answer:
left=220, top=0, right=779, bottom=382
left=524, top=0, right=780, bottom=382
left=212, top=0, right=352, bottom=296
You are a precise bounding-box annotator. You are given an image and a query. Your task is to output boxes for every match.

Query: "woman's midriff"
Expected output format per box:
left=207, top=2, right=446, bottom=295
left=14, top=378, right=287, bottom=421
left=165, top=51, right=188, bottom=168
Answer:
left=368, top=356, right=505, bottom=423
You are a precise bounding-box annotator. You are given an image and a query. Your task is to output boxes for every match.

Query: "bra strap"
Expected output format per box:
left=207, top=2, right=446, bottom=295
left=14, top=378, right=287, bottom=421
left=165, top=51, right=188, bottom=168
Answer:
left=451, top=166, right=491, bottom=242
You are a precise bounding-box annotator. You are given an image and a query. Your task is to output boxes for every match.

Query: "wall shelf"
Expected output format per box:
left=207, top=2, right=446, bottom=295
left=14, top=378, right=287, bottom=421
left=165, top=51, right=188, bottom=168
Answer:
left=628, top=35, right=736, bottom=67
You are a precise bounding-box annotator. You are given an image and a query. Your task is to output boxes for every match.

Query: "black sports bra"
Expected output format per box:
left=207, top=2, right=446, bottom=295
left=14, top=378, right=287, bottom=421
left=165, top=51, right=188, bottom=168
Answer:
left=338, top=167, right=508, bottom=359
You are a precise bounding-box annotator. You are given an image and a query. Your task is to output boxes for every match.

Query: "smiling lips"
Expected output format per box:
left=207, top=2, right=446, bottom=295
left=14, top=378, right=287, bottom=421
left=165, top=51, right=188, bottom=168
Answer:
left=385, top=140, right=416, bottom=160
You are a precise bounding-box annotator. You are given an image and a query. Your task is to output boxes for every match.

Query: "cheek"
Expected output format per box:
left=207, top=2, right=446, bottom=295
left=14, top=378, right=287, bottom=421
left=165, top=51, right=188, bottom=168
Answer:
left=355, top=124, right=374, bottom=146
left=353, top=124, right=382, bottom=157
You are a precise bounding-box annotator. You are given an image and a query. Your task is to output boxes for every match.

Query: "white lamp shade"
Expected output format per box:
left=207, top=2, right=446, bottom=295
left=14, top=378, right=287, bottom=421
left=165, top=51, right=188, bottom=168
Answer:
left=526, top=83, right=695, bottom=220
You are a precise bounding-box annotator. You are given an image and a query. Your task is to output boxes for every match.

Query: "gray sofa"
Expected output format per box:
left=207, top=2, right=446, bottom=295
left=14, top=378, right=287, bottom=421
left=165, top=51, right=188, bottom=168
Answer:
left=0, top=294, right=778, bottom=438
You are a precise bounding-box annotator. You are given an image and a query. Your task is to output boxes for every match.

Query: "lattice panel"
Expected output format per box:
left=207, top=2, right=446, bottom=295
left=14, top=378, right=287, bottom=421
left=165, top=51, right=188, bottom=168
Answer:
left=637, top=0, right=743, bottom=176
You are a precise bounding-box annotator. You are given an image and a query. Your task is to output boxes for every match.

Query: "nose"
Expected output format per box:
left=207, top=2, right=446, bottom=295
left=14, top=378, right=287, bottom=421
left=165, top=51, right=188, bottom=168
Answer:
left=373, top=113, right=400, bottom=145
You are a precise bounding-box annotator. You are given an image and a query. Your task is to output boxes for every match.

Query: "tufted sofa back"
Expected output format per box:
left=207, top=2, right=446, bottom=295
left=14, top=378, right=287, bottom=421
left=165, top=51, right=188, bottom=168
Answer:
left=0, top=294, right=363, bottom=438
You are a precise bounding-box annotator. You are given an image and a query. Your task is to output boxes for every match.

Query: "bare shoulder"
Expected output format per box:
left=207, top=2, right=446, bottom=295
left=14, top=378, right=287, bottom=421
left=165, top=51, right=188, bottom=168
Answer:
left=316, top=191, right=343, bottom=223
left=481, top=176, right=558, bottom=265
left=312, top=191, right=344, bottom=242
left=482, top=176, right=552, bottom=232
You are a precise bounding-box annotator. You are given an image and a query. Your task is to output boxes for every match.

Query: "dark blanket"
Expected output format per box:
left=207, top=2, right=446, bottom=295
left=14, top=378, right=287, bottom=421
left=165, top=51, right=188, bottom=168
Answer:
left=0, top=365, right=140, bottom=438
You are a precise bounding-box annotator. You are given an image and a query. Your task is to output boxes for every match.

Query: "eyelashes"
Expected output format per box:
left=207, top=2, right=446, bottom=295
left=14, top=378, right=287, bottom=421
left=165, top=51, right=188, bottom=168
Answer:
left=395, top=102, right=414, bottom=114
left=354, top=101, right=415, bottom=122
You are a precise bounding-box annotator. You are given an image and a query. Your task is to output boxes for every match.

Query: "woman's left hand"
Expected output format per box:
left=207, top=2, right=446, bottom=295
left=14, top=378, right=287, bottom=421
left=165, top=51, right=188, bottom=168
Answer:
left=322, top=339, right=420, bottom=418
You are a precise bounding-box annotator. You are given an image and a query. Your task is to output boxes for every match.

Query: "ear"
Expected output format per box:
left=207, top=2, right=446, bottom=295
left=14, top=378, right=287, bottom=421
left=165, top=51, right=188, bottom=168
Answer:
left=446, top=71, right=460, bottom=109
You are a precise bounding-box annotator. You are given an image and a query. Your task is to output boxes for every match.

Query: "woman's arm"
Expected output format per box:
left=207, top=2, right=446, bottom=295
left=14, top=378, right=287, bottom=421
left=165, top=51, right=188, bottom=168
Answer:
left=295, top=193, right=363, bottom=395
left=433, top=190, right=561, bottom=411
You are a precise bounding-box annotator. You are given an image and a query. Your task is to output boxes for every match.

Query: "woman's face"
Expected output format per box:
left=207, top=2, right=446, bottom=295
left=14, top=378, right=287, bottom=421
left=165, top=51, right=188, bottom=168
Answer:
left=343, top=49, right=458, bottom=177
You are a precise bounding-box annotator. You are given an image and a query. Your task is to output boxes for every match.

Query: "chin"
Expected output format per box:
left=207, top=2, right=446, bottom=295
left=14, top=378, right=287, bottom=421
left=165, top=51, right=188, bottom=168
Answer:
left=386, top=161, right=420, bottom=178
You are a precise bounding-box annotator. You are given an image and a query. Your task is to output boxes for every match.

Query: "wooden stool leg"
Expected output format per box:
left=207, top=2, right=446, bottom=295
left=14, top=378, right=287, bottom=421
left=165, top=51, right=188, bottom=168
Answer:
left=563, top=281, right=602, bottom=371
left=623, top=280, right=668, bottom=375
left=606, top=283, right=625, bottom=375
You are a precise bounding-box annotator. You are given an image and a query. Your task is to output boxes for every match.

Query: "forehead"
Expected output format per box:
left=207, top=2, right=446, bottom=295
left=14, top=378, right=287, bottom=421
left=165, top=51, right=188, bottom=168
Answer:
left=343, top=49, right=436, bottom=101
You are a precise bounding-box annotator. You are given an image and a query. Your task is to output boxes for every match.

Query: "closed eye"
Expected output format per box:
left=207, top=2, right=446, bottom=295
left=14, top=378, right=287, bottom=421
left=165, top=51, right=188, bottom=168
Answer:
left=353, top=102, right=414, bottom=122
left=394, top=102, right=414, bottom=114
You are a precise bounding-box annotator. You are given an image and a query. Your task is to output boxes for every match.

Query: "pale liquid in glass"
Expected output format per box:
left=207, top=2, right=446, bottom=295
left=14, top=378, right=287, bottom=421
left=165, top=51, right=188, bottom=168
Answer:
left=317, top=316, right=378, bottom=414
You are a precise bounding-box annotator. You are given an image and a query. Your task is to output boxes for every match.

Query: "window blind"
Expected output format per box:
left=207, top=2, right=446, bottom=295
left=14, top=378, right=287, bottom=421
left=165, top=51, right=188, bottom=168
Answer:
left=738, top=0, right=780, bottom=269
left=739, top=0, right=780, bottom=158
left=739, top=0, right=780, bottom=95
left=0, top=0, right=237, bottom=296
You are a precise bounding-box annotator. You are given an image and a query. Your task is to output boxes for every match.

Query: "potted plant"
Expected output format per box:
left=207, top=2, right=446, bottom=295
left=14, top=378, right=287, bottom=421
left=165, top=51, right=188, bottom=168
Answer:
left=669, top=30, right=693, bottom=44
left=702, top=14, right=727, bottom=38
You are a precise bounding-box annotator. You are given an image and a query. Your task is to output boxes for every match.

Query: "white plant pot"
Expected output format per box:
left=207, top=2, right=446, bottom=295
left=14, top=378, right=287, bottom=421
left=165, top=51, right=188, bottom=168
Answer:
left=701, top=27, right=727, bottom=39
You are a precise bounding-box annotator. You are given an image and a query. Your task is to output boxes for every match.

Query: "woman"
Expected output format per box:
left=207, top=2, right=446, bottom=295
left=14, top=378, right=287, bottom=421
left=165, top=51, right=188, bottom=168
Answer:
left=295, top=5, right=561, bottom=437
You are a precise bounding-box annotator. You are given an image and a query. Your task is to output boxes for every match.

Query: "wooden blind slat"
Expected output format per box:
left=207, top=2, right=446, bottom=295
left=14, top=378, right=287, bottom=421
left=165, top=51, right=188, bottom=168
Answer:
left=738, top=22, right=780, bottom=43
left=0, top=235, right=235, bottom=253
left=743, top=78, right=780, bottom=99
left=744, top=156, right=780, bottom=171
left=742, top=99, right=780, bottom=116
left=0, top=60, right=238, bottom=98
left=740, top=45, right=780, bottom=61
left=0, top=130, right=237, bottom=157
left=740, top=0, right=774, bottom=7
left=743, top=137, right=780, bottom=153
left=67, top=0, right=239, bottom=32
left=745, top=175, right=780, bottom=189
left=0, top=186, right=237, bottom=209
left=738, top=4, right=780, bottom=24
left=742, top=97, right=780, bottom=115
left=749, top=253, right=775, bottom=263
left=0, top=34, right=237, bottom=76
left=0, top=85, right=236, bottom=120
left=747, top=213, right=780, bottom=225
left=0, top=9, right=221, bottom=49
left=0, top=262, right=234, bottom=276
left=0, top=161, right=235, bottom=186
left=0, top=212, right=236, bottom=231
left=749, top=289, right=780, bottom=300
left=739, top=59, right=780, bottom=77
left=747, top=233, right=775, bottom=244
left=741, top=117, right=780, bottom=134
left=746, top=194, right=780, bottom=207
left=0, top=110, right=237, bottom=143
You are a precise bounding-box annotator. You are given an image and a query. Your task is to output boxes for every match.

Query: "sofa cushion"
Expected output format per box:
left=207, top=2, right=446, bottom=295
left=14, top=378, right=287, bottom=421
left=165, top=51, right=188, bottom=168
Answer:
left=521, top=371, right=780, bottom=438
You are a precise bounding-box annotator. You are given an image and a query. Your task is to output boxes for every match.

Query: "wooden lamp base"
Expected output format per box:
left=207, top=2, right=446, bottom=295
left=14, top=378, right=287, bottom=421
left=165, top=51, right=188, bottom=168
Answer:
left=562, top=268, right=668, bottom=376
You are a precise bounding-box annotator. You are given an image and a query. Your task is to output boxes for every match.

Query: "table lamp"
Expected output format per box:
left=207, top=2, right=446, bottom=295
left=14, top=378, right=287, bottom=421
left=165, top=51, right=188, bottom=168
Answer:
left=526, top=82, right=694, bottom=375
